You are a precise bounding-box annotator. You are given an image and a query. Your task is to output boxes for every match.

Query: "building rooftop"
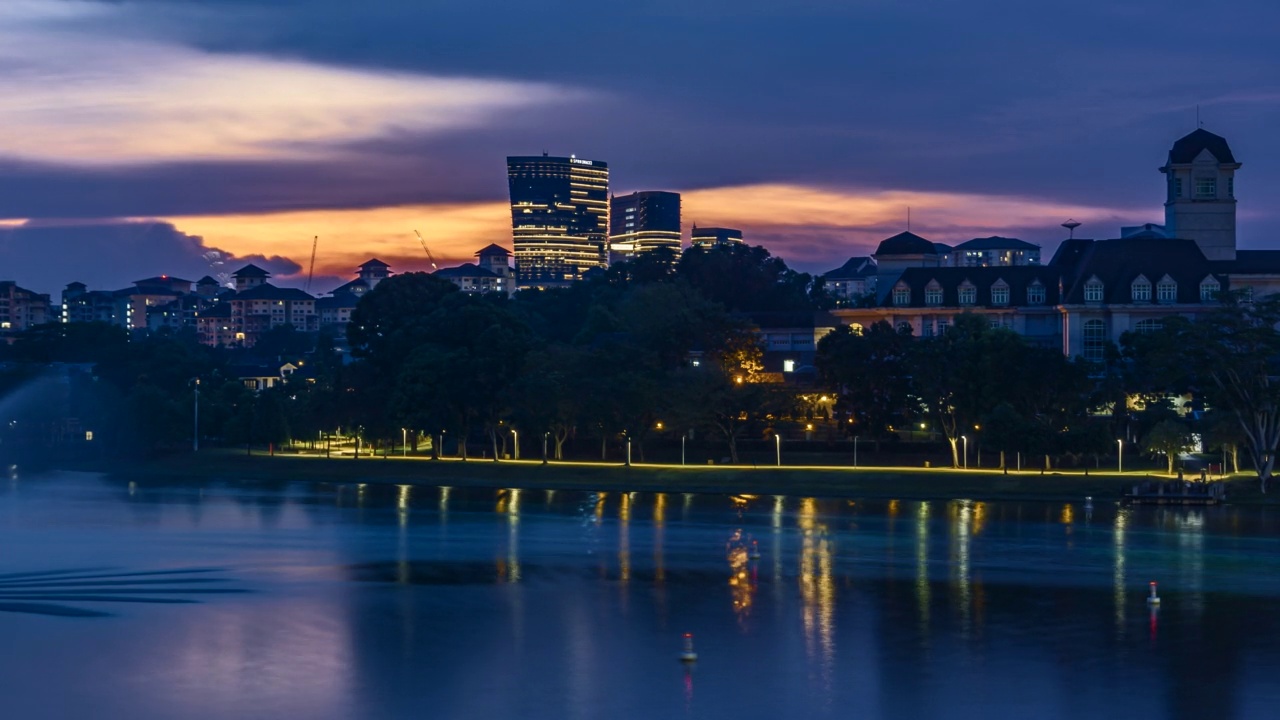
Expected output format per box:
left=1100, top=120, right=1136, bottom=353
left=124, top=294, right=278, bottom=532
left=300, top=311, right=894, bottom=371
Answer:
left=874, top=231, right=937, bottom=256
left=1167, top=128, right=1236, bottom=165
left=232, top=284, right=315, bottom=301
left=358, top=259, right=390, bottom=270
left=475, top=244, right=512, bottom=258
left=953, top=236, right=1039, bottom=251
left=823, top=256, right=877, bottom=279
left=231, top=264, right=271, bottom=278
left=435, top=263, right=499, bottom=279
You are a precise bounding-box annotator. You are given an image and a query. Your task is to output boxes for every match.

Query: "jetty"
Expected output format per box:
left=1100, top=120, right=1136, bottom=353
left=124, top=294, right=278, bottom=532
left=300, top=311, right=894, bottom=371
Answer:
left=1124, top=480, right=1226, bottom=506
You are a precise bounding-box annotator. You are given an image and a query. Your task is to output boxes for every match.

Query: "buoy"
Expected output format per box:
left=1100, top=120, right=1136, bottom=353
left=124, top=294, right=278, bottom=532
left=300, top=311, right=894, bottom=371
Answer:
left=679, top=633, right=698, bottom=663
left=749, top=540, right=761, bottom=560
left=1147, top=581, right=1161, bottom=605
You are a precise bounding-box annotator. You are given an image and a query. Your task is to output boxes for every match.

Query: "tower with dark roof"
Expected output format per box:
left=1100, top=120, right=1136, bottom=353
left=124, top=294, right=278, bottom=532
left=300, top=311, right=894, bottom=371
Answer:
left=1160, top=128, right=1240, bottom=262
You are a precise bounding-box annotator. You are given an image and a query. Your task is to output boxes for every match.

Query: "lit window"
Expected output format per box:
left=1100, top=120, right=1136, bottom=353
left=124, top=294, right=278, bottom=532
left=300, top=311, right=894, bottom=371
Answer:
left=991, top=283, right=1009, bottom=306
left=1131, top=277, right=1151, bottom=302
left=1083, top=319, right=1107, bottom=362
left=1027, top=283, right=1046, bottom=305
left=893, top=285, right=911, bottom=306
left=1156, top=278, right=1177, bottom=303
left=1196, top=177, right=1217, bottom=198
left=1084, top=279, right=1104, bottom=303
left=958, top=283, right=976, bottom=305
left=925, top=284, right=943, bottom=306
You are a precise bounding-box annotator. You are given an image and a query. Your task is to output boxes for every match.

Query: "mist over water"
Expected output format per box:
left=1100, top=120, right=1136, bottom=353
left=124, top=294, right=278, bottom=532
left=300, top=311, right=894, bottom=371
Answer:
left=1, top=474, right=1278, bottom=719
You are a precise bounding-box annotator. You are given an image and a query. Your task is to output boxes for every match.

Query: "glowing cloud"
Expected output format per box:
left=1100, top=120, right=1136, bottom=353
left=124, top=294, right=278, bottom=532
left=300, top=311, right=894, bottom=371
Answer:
left=0, top=2, right=584, bottom=164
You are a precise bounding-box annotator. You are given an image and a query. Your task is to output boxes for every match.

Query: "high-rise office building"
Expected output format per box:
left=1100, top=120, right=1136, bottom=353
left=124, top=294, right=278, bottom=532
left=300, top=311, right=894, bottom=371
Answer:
left=690, top=226, right=744, bottom=248
left=507, top=154, right=609, bottom=288
left=609, top=191, right=682, bottom=263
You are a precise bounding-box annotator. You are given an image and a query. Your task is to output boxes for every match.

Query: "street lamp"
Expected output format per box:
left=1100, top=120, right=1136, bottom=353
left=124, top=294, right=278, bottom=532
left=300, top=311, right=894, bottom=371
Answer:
left=543, top=432, right=549, bottom=465
left=1118, top=439, right=1124, bottom=473
left=402, top=427, right=407, bottom=457
left=191, top=378, right=200, bottom=452
left=512, top=429, right=519, bottom=461
left=682, top=432, right=687, bottom=466
left=775, top=434, right=781, bottom=467
left=962, top=435, right=969, bottom=469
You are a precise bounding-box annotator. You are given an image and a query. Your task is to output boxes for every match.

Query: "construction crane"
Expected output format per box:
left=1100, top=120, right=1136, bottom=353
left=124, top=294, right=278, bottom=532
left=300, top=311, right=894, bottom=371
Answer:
left=414, top=229, right=439, bottom=271
left=305, top=235, right=318, bottom=292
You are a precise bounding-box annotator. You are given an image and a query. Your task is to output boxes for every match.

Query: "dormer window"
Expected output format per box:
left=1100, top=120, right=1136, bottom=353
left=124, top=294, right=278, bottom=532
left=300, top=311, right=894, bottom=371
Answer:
left=1200, top=276, right=1221, bottom=302
left=1196, top=177, right=1217, bottom=198
left=892, top=283, right=911, bottom=306
left=1173, top=177, right=1183, bottom=199
left=1027, top=281, right=1046, bottom=305
left=1156, top=275, right=1177, bottom=303
left=1131, top=276, right=1151, bottom=302
left=924, top=281, right=943, bottom=306
left=958, top=281, right=976, bottom=306
left=1084, top=277, right=1104, bottom=303
left=991, top=280, right=1010, bottom=306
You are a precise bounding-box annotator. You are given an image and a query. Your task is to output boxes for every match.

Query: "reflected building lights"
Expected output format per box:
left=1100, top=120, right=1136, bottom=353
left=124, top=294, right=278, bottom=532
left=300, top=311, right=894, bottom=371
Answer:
left=951, top=500, right=972, bottom=636
left=1176, top=510, right=1205, bottom=614
left=1114, top=509, right=1128, bottom=634
left=916, top=501, right=931, bottom=630
left=798, top=498, right=835, bottom=681
left=654, top=493, right=666, bottom=585
left=619, top=492, right=631, bottom=584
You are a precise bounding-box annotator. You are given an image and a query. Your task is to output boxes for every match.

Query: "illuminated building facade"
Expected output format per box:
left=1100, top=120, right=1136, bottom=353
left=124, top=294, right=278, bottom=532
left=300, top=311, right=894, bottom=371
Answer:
left=690, top=225, right=744, bottom=248
left=608, top=191, right=681, bottom=263
left=507, top=154, right=609, bottom=288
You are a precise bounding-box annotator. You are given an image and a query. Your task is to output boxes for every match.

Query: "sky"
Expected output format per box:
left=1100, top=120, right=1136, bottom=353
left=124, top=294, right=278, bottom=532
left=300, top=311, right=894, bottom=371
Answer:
left=3, top=0, right=1280, bottom=295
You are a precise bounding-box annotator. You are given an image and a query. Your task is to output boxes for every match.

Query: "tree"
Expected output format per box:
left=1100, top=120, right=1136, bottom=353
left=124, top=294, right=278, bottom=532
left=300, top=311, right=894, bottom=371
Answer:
left=1127, top=294, right=1280, bottom=491
left=816, top=321, right=913, bottom=447
left=1145, top=418, right=1193, bottom=474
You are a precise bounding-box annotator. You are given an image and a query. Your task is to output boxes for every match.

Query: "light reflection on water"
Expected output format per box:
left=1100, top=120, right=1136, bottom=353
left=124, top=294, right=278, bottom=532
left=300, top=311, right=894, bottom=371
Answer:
left=3, top=475, right=1280, bottom=719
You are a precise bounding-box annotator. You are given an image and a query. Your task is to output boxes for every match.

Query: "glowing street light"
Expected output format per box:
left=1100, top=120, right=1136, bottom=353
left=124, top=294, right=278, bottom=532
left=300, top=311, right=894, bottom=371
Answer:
left=401, top=427, right=407, bottom=457
left=775, top=434, right=781, bottom=467
left=962, top=435, right=969, bottom=469
left=543, top=432, right=549, bottom=465
left=512, top=429, right=519, bottom=461
left=1118, top=438, right=1124, bottom=473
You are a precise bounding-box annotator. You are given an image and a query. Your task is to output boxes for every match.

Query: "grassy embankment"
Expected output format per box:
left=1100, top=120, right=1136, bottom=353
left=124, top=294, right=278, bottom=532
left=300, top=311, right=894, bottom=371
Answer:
left=81, top=448, right=1278, bottom=505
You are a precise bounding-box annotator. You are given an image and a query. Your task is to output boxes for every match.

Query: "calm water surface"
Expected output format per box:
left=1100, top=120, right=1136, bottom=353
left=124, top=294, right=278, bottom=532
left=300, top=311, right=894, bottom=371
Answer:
left=2, top=472, right=1279, bottom=719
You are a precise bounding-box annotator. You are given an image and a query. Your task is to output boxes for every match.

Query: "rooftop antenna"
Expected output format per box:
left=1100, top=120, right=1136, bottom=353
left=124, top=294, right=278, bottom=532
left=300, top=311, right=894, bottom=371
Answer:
left=1062, top=219, right=1081, bottom=239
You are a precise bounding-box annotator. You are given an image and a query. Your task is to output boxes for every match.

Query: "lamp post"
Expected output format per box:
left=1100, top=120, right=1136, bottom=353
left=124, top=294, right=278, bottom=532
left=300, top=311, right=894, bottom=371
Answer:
left=682, top=432, right=687, bottom=466
left=1118, top=439, right=1124, bottom=474
left=962, top=435, right=969, bottom=469
left=512, top=429, right=519, bottom=461
left=543, top=432, right=549, bottom=465
left=191, top=378, right=200, bottom=452
left=402, top=428, right=407, bottom=457
left=775, top=434, right=781, bottom=467
left=626, top=437, right=632, bottom=466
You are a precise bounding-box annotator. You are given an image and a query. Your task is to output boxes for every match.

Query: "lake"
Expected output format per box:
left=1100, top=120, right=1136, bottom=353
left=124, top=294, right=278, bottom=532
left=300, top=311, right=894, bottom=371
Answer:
left=1, top=472, right=1278, bottom=719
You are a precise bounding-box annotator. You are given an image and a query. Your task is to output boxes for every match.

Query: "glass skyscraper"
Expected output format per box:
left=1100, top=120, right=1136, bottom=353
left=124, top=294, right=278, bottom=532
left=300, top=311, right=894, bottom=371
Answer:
left=608, top=191, right=682, bottom=263
left=506, top=154, right=609, bottom=288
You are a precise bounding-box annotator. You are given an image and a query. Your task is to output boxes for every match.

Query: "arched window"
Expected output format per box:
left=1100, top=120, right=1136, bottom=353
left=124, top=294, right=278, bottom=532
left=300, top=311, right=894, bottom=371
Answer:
left=1131, top=275, right=1151, bottom=302
left=1156, top=275, right=1177, bottom=303
left=1135, top=319, right=1163, bottom=334
left=896, top=321, right=913, bottom=335
left=1084, top=277, right=1104, bottom=303
left=893, top=283, right=911, bottom=306
left=958, top=281, right=976, bottom=305
left=991, top=280, right=1010, bottom=306
left=924, top=281, right=943, bottom=306
left=1083, top=319, right=1107, bottom=362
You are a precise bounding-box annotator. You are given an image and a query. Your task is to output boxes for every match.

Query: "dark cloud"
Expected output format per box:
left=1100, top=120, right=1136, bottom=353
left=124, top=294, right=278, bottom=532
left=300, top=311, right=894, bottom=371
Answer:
left=0, top=220, right=301, bottom=295
left=9, top=0, right=1280, bottom=274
